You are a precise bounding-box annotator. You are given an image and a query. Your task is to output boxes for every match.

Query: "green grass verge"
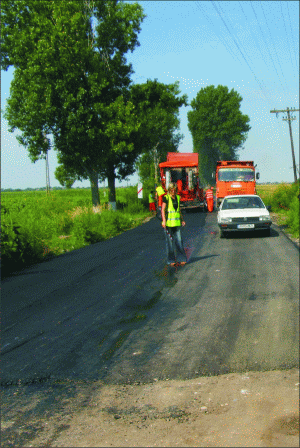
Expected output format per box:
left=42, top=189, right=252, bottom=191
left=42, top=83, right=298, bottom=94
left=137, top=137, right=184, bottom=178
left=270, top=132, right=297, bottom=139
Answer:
left=1, top=187, right=153, bottom=278
left=257, top=182, right=299, bottom=238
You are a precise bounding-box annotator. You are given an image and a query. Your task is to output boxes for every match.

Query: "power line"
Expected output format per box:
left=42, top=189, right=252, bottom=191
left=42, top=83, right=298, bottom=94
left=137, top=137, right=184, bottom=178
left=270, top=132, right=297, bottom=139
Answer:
left=260, top=2, right=290, bottom=97
left=237, top=1, right=286, bottom=107
left=218, top=0, right=275, bottom=105
left=286, top=1, right=299, bottom=71
left=195, top=2, right=243, bottom=65
left=250, top=2, right=288, bottom=100
left=279, top=1, right=296, bottom=73
left=238, top=1, right=266, bottom=66
left=210, top=0, right=274, bottom=107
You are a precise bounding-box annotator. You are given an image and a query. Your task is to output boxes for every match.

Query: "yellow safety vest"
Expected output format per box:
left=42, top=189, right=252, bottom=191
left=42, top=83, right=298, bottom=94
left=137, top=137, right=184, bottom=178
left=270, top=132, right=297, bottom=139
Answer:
left=149, top=193, right=155, bottom=203
left=165, top=194, right=181, bottom=227
left=156, top=186, right=165, bottom=196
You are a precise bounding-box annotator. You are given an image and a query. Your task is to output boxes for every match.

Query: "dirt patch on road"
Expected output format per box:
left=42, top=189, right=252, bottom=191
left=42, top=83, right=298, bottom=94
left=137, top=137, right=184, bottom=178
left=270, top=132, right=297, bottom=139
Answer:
left=3, top=369, right=299, bottom=447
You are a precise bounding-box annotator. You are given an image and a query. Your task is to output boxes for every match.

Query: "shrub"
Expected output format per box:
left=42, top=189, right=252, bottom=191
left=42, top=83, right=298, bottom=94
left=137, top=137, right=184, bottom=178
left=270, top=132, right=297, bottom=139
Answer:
left=124, top=201, right=146, bottom=214
left=286, top=195, right=300, bottom=236
left=59, top=214, right=74, bottom=234
left=72, top=209, right=103, bottom=245
left=99, top=210, right=124, bottom=238
left=116, top=200, right=126, bottom=210
left=270, top=183, right=299, bottom=212
left=1, top=215, right=45, bottom=277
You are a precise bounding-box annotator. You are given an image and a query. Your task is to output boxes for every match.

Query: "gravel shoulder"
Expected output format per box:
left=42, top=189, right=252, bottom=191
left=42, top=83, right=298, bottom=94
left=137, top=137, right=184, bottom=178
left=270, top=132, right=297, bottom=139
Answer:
left=4, top=369, right=298, bottom=447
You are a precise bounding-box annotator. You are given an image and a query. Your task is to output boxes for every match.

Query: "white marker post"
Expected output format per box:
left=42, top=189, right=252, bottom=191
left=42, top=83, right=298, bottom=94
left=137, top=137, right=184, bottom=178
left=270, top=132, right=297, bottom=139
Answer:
left=137, top=183, right=143, bottom=199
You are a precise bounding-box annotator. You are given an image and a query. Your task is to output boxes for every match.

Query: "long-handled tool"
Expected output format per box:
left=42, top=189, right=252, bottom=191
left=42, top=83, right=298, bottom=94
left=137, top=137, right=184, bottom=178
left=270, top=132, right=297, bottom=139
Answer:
left=165, top=228, right=173, bottom=241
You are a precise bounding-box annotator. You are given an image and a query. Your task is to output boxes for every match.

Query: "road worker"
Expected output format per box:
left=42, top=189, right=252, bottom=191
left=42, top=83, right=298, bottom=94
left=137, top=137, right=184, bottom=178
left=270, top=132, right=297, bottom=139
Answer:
left=161, top=183, right=187, bottom=266
left=149, top=190, right=156, bottom=214
left=205, top=185, right=214, bottom=212
left=177, top=178, right=183, bottom=193
left=181, top=168, right=187, bottom=189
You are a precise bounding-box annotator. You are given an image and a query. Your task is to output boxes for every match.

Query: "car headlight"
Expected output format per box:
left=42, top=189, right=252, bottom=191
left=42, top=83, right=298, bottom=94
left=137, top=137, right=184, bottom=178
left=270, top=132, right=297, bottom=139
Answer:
left=220, top=217, right=232, bottom=223
left=259, top=216, right=270, bottom=221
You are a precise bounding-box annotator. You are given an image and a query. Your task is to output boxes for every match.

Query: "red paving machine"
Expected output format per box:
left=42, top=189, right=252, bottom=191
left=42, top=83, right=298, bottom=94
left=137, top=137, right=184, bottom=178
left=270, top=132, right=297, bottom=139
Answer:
left=159, top=152, right=205, bottom=210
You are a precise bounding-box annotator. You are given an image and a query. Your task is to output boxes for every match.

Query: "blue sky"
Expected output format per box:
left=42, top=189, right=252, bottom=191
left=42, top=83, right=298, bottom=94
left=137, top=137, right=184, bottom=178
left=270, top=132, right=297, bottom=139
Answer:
left=1, top=0, right=299, bottom=189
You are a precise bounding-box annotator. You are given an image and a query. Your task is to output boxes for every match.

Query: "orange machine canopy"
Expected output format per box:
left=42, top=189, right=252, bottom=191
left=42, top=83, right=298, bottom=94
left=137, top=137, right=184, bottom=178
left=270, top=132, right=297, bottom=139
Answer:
left=159, top=152, right=198, bottom=168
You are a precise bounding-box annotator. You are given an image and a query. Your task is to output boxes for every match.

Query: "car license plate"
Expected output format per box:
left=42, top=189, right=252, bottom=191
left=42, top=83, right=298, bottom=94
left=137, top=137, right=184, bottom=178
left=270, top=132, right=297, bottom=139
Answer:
left=237, top=224, right=255, bottom=229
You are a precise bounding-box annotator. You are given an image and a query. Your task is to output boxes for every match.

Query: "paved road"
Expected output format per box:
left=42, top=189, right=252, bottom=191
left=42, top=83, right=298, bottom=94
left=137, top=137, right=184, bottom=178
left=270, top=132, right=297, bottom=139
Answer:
left=2, top=210, right=299, bottom=388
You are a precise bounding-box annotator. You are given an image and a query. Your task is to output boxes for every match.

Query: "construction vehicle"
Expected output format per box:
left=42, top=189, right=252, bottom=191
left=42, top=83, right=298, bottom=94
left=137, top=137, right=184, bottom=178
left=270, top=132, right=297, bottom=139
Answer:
left=215, top=160, right=260, bottom=207
left=159, top=152, right=205, bottom=210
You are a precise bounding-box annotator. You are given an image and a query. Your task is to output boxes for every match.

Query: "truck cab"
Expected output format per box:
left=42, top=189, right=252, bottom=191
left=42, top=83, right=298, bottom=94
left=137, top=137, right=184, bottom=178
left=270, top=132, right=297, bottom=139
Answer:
left=215, top=161, right=259, bottom=207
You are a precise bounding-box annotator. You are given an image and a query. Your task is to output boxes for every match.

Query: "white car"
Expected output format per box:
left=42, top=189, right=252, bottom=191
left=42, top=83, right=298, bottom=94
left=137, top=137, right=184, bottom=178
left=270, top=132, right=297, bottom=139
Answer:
left=217, top=195, right=272, bottom=238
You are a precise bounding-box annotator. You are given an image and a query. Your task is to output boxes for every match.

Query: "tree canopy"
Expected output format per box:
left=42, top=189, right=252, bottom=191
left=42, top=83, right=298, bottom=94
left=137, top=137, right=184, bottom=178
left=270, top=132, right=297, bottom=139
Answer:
left=2, top=0, right=146, bottom=206
left=127, top=79, right=187, bottom=192
left=54, top=163, right=79, bottom=189
left=187, top=85, right=251, bottom=184
left=2, top=0, right=187, bottom=206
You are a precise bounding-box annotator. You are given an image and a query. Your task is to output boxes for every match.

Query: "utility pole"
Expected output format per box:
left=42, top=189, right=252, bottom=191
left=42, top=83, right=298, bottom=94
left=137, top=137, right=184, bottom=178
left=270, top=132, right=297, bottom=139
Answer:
left=46, top=150, right=50, bottom=195
left=270, top=107, right=299, bottom=183
left=153, top=142, right=159, bottom=188
left=44, top=134, right=51, bottom=195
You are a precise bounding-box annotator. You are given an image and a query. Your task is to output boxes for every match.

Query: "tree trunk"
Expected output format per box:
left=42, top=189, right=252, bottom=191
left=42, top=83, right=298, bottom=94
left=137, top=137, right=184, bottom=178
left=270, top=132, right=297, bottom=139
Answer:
left=89, top=169, right=100, bottom=206
left=107, top=165, right=116, bottom=211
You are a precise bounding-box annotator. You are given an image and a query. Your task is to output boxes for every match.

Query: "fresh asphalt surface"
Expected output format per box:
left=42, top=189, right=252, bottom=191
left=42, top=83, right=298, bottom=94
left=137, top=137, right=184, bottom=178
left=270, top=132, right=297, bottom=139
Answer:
left=2, top=210, right=299, bottom=388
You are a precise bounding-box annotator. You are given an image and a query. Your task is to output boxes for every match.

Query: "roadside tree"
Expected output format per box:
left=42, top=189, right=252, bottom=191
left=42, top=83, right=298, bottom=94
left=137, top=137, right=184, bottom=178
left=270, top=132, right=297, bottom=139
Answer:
left=54, top=78, right=187, bottom=206
left=1, top=0, right=145, bottom=207
left=130, top=79, right=187, bottom=192
left=54, top=164, right=78, bottom=189
left=187, top=85, right=251, bottom=184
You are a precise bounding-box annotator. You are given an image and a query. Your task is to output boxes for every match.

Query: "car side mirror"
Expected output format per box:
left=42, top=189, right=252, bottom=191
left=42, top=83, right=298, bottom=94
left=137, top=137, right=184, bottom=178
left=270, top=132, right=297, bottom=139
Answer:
left=267, top=205, right=272, bottom=211
left=256, top=173, right=260, bottom=180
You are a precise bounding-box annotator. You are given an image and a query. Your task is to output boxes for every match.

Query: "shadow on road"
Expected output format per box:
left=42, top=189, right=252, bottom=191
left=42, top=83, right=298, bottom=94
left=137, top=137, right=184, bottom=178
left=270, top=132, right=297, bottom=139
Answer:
left=225, top=227, right=280, bottom=239
left=187, top=254, right=219, bottom=264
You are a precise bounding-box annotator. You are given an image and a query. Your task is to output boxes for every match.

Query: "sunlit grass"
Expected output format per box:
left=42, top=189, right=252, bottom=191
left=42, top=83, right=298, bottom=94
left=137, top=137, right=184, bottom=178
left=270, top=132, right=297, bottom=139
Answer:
left=1, top=187, right=152, bottom=278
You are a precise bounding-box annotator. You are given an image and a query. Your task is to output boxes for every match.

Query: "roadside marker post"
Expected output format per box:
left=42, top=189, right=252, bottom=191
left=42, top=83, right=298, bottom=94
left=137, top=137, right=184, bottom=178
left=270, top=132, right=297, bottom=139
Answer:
left=138, top=183, right=143, bottom=199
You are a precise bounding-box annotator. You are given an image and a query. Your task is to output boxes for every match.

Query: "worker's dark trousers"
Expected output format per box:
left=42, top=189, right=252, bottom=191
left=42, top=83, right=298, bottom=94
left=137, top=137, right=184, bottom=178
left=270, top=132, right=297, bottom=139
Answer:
left=164, top=226, right=187, bottom=265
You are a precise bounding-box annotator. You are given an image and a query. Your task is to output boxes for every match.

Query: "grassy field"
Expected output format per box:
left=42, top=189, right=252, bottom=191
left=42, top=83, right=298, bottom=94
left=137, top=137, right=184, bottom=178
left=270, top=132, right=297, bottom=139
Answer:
left=1, top=186, right=153, bottom=278
left=256, top=182, right=299, bottom=239
left=256, top=183, right=287, bottom=194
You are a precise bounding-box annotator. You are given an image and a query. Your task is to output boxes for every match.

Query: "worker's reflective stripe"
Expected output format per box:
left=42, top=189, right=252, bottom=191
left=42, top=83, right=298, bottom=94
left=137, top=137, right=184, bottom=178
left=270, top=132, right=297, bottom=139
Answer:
left=166, top=195, right=181, bottom=227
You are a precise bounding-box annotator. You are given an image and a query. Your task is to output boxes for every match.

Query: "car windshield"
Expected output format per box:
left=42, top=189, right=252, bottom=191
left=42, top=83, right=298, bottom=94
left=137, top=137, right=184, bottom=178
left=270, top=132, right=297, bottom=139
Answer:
left=222, top=197, right=265, bottom=210
left=218, top=168, right=254, bottom=182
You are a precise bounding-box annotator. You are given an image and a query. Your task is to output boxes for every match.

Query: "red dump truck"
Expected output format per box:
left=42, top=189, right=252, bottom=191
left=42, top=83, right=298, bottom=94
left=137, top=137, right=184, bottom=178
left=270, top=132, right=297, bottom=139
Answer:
left=159, top=152, right=205, bottom=210
left=215, top=160, right=260, bottom=207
